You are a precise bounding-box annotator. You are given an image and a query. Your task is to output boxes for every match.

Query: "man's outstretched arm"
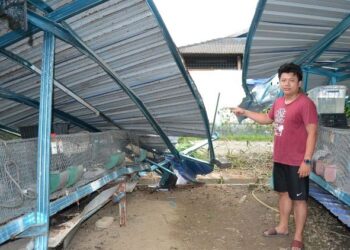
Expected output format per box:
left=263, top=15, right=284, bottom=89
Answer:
left=231, top=107, right=273, bottom=125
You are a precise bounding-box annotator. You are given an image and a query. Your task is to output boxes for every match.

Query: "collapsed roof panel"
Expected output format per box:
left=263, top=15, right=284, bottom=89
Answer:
left=244, top=0, right=350, bottom=91
left=0, top=0, right=213, bottom=153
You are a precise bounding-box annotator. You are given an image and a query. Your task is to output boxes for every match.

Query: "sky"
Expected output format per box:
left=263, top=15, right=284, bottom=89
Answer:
left=152, top=0, right=259, bottom=123
left=153, top=0, right=258, bottom=46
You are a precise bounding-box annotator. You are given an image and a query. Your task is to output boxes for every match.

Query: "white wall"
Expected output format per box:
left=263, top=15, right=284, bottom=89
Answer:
left=189, top=70, right=245, bottom=123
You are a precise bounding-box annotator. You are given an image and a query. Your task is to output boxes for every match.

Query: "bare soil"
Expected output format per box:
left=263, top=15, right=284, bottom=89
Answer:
left=67, top=141, right=350, bottom=250
left=67, top=184, right=350, bottom=250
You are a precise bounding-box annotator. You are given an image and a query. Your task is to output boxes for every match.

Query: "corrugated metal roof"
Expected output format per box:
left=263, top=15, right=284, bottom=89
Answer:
left=243, top=0, right=350, bottom=91
left=179, top=34, right=247, bottom=55
left=0, top=0, right=213, bottom=153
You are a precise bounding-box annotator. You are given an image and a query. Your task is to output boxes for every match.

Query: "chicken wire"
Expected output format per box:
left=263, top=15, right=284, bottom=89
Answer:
left=313, top=126, right=350, bottom=194
left=0, top=130, right=137, bottom=224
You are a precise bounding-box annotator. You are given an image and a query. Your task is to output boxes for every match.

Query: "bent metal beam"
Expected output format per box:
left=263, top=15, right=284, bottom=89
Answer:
left=26, top=10, right=182, bottom=160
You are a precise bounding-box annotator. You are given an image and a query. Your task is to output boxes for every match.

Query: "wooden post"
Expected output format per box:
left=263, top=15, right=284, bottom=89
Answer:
left=237, top=55, right=242, bottom=70
left=117, top=179, right=127, bottom=226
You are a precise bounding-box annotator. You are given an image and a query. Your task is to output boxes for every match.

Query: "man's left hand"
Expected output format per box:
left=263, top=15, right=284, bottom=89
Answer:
left=298, top=162, right=311, bottom=178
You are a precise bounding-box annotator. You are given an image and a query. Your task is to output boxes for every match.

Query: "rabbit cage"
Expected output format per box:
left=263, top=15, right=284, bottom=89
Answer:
left=0, top=130, right=132, bottom=225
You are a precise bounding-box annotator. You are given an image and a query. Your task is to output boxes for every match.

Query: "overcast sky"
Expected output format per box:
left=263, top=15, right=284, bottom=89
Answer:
left=153, top=0, right=258, bottom=46
left=152, top=0, right=259, bottom=122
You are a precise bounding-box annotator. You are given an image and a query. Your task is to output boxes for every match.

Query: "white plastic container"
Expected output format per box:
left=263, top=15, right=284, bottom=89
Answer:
left=307, top=85, right=347, bottom=114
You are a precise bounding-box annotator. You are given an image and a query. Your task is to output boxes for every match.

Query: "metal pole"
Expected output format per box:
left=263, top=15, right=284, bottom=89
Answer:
left=303, top=69, right=309, bottom=92
left=211, top=93, right=221, bottom=136
left=35, top=31, right=55, bottom=250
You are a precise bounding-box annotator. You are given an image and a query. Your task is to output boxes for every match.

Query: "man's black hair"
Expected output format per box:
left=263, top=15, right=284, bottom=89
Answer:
left=278, top=63, right=303, bottom=81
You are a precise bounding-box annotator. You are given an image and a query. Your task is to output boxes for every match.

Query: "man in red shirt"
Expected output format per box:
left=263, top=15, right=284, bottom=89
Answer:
left=232, top=63, right=318, bottom=250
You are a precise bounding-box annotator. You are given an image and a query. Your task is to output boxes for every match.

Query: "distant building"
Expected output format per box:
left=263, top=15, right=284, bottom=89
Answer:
left=179, top=31, right=246, bottom=70
left=178, top=31, right=247, bottom=124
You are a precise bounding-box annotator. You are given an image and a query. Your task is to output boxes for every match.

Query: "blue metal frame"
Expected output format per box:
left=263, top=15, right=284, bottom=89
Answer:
left=302, top=66, right=335, bottom=79
left=146, top=0, right=215, bottom=164
left=334, top=53, right=350, bottom=65
left=26, top=1, right=123, bottom=131
left=0, top=0, right=109, bottom=48
left=0, top=213, right=36, bottom=245
left=302, top=66, right=350, bottom=83
left=0, top=48, right=122, bottom=130
left=35, top=31, right=55, bottom=249
left=295, top=14, right=350, bottom=65
left=310, top=173, right=350, bottom=207
left=0, top=123, right=20, bottom=136
left=242, top=0, right=267, bottom=100
left=0, top=1, right=218, bottom=248
left=49, top=165, right=149, bottom=216
left=309, top=181, right=350, bottom=228
left=26, top=10, right=182, bottom=161
left=0, top=165, right=150, bottom=244
left=0, top=87, right=100, bottom=132
left=302, top=69, right=309, bottom=91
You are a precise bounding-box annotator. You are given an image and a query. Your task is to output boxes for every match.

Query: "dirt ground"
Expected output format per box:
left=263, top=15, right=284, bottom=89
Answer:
left=1, top=141, right=348, bottom=250
left=66, top=141, right=350, bottom=250
left=67, top=184, right=350, bottom=250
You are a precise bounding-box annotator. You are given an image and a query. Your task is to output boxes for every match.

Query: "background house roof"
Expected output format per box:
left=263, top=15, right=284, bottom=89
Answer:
left=179, top=32, right=247, bottom=55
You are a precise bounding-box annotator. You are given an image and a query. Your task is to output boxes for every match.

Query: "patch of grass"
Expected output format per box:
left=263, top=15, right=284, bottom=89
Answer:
left=175, top=136, right=202, bottom=151
left=175, top=136, right=210, bottom=161
left=220, top=134, right=273, bottom=141
left=216, top=123, right=273, bottom=142
left=225, top=150, right=273, bottom=179
left=190, top=148, right=209, bottom=161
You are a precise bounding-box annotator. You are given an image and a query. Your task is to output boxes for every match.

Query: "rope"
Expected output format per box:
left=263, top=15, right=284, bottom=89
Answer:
left=251, top=187, right=279, bottom=213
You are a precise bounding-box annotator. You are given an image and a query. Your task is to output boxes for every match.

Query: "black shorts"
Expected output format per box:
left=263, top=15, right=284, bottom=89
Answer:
left=273, top=162, right=309, bottom=200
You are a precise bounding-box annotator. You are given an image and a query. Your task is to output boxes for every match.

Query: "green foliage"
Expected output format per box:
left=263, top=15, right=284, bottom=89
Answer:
left=175, top=136, right=201, bottom=151
left=175, top=136, right=209, bottom=161
left=190, top=148, right=209, bottom=161
left=345, top=102, right=350, bottom=118
left=220, top=134, right=273, bottom=141
left=216, top=123, right=273, bottom=142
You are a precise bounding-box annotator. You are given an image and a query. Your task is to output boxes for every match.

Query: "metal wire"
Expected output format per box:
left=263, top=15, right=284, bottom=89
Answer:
left=0, top=130, right=137, bottom=224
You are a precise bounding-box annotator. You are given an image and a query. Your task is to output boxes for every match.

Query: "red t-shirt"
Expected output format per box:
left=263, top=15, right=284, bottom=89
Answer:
left=268, top=94, right=318, bottom=166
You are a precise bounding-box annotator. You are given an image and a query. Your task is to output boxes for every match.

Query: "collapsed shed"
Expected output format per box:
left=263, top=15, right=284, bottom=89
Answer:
left=0, top=0, right=216, bottom=248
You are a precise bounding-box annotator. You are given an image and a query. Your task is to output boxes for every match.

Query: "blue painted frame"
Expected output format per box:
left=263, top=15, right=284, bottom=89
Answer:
left=295, top=14, right=350, bottom=65
left=0, top=213, right=36, bottom=245
left=310, top=173, right=350, bottom=207
left=242, top=0, right=267, bottom=100
left=0, top=48, right=122, bottom=130
left=0, top=0, right=109, bottom=48
left=26, top=10, right=182, bottom=161
left=0, top=123, right=20, bottom=136
left=146, top=0, right=216, bottom=164
left=0, top=87, right=100, bottom=132
left=0, top=1, right=218, bottom=247
left=35, top=31, right=55, bottom=249
left=0, top=165, right=150, bottom=244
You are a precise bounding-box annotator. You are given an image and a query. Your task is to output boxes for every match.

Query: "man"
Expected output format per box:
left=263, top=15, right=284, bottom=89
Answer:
left=232, top=63, right=318, bottom=250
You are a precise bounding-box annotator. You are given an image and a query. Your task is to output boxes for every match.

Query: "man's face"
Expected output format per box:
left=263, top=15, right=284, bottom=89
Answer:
left=279, top=72, right=301, bottom=96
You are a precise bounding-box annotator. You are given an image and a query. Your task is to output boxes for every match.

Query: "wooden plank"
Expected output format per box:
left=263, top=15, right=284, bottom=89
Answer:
left=48, top=186, right=117, bottom=248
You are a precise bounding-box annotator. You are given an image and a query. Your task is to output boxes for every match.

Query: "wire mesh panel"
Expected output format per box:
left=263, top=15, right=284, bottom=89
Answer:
left=0, top=138, right=37, bottom=225
left=0, top=131, right=138, bottom=224
left=313, top=126, right=350, bottom=194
